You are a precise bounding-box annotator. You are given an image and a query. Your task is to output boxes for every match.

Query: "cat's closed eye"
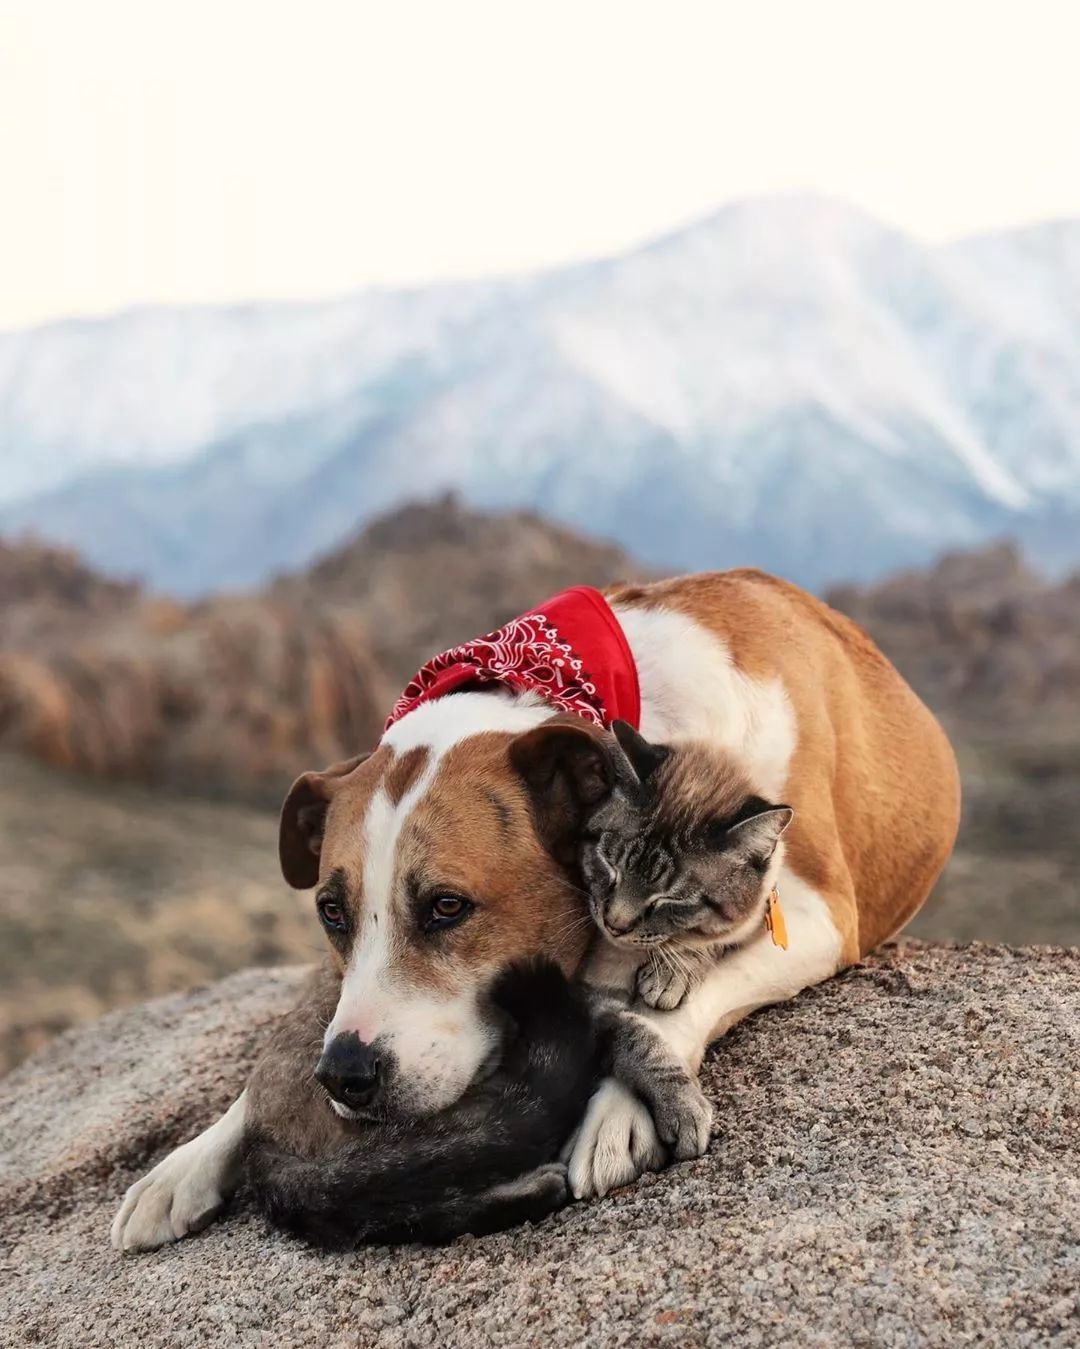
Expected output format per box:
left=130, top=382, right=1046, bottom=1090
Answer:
left=596, top=874, right=617, bottom=898
left=594, top=855, right=620, bottom=895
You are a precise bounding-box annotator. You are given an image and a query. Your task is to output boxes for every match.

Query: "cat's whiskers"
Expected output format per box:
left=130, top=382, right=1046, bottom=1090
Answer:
left=664, top=940, right=697, bottom=989
left=654, top=946, right=675, bottom=984
left=665, top=943, right=690, bottom=983
left=559, top=878, right=595, bottom=900
left=653, top=941, right=683, bottom=986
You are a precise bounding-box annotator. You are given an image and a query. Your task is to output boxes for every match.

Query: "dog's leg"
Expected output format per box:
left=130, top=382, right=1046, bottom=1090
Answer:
left=110, top=1092, right=248, bottom=1252
left=563, top=1077, right=667, bottom=1199
left=443, top=1163, right=571, bottom=1238
left=569, top=873, right=843, bottom=1198
left=370, top=1163, right=572, bottom=1245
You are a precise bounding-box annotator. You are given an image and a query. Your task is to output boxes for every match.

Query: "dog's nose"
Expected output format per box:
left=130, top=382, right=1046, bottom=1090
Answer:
left=315, top=1032, right=381, bottom=1109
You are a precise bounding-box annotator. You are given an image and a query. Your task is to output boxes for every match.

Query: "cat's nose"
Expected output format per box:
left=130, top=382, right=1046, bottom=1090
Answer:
left=605, top=915, right=636, bottom=936
left=603, top=897, right=640, bottom=936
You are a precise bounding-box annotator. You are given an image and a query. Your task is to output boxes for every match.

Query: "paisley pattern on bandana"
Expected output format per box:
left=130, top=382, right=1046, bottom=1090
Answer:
left=386, top=609, right=606, bottom=730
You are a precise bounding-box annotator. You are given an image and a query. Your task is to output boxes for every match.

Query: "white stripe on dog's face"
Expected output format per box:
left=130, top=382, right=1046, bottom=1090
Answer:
left=329, top=784, right=397, bottom=1044
left=326, top=778, right=495, bottom=1116
left=323, top=692, right=561, bottom=1116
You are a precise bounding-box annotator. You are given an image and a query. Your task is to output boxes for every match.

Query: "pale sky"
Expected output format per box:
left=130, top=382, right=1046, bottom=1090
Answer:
left=2, top=0, right=1079, bottom=332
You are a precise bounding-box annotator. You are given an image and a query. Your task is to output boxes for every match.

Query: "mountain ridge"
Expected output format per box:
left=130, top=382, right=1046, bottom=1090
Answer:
left=0, top=499, right=645, bottom=799
left=4, top=194, right=1080, bottom=593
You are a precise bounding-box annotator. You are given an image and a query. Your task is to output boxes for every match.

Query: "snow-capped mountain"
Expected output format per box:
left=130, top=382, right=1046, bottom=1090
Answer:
left=3, top=194, right=1080, bottom=593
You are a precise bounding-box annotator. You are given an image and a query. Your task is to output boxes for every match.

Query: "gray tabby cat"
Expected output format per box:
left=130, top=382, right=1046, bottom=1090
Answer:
left=582, top=721, right=794, bottom=1010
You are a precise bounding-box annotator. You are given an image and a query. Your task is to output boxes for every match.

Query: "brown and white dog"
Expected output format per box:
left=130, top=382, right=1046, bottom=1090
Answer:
left=111, top=570, right=959, bottom=1251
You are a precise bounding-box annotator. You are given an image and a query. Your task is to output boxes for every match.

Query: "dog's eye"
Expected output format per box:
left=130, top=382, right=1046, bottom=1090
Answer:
left=317, top=899, right=347, bottom=932
left=427, top=893, right=473, bottom=931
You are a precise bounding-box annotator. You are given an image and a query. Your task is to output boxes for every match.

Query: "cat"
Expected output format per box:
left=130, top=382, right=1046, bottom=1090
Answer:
left=581, top=721, right=794, bottom=1011
left=243, top=957, right=710, bottom=1247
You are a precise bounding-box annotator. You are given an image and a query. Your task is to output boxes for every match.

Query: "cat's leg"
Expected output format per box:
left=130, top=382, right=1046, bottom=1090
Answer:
left=564, top=994, right=712, bottom=1199
left=603, top=1007, right=713, bottom=1160
left=569, top=873, right=844, bottom=1198
left=635, top=944, right=719, bottom=1011
left=110, top=1092, right=248, bottom=1252
left=640, top=876, right=846, bottom=1072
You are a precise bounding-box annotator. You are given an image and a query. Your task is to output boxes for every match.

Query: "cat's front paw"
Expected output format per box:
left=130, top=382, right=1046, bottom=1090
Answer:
left=646, top=1068, right=714, bottom=1162
left=636, top=960, right=692, bottom=1010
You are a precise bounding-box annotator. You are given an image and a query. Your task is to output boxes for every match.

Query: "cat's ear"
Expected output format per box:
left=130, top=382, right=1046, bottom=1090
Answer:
left=724, top=804, right=794, bottom=866
left=510, top=720, right=614, bottom=865
left=611, top=720, right=670, bottom=784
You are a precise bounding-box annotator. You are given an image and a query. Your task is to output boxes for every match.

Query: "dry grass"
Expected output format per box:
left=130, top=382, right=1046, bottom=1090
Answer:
left=0, top=754, right=322, bottom=1073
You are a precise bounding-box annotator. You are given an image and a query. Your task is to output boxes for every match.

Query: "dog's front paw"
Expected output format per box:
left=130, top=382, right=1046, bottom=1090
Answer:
left=565, top=1078, right=666, bottom=1200
left=110, top=1094, right=247, bottom=1253
left=635, top=961, right=692, bottom=1010
left=110, top=1139, right=227, bottom=1253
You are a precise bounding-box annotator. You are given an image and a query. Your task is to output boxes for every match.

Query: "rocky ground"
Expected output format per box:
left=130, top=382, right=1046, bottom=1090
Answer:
left=1, top=941, right=1077, bottom=1348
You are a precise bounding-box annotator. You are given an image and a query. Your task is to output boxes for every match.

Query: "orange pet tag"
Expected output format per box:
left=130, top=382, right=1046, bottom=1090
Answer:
left=765, top=887, right=788, bottom=950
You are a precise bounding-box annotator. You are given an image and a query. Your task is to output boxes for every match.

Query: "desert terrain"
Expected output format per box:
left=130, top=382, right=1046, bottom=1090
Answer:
left=1, top=500, right=1077, bottom=1072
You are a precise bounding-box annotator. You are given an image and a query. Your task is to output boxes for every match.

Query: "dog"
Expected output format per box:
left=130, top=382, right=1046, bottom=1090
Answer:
left=111, top=571, right=959, bottom=1251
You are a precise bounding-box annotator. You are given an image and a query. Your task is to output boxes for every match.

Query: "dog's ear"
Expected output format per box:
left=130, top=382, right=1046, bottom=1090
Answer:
left=510, top=720, right=614, bottom=865
left=611, top=719, right=669, bottom=784
left=279, top=753, right=369, bottom=889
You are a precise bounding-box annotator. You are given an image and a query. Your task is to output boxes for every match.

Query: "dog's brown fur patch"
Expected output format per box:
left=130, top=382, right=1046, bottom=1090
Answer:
left=392, top=733, right=591, bottom=993
left=311, top=746, right=392, bottom=966
left=385, top=746, right=430, bottom=805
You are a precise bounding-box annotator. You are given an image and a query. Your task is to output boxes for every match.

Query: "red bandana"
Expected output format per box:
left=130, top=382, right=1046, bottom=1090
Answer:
left=386, top=586, right=641, bottom=731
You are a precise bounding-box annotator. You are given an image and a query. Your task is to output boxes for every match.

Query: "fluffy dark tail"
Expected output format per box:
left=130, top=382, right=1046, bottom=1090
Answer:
left=244, top=960, right=599, bottom=1248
